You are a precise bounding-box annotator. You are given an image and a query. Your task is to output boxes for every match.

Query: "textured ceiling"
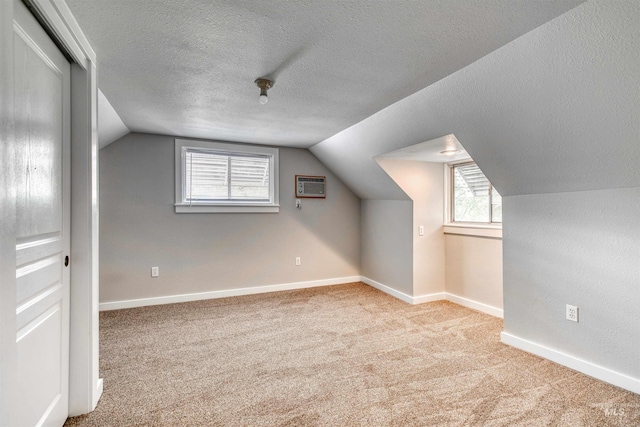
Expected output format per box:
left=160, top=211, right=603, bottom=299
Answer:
left=311, top=0, right=639, bottom=199
left=66, top=0, right=582, bottom=148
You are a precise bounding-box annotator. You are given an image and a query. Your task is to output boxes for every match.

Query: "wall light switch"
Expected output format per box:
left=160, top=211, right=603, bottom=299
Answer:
left=151, top=267, right=159, bottom=277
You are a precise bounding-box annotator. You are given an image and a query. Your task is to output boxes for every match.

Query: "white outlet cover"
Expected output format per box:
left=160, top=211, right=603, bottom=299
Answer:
left=566, top=304, right=578, bottom=322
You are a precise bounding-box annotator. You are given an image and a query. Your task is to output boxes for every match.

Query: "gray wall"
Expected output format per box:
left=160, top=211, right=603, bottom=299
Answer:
left=311, top=0, right=639, bottom=385
left=504, top=188, right=639, bottom=378
left=360, top=200, right=413, bottom=295
left=99, top=133, right=360, bottom=303
left=375, top=158, right=445, bottom=297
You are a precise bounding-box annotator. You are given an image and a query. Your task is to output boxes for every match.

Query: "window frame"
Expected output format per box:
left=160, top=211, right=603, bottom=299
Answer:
left=174, top=139, right=279, bottom=213
left=444, top=160, right=502, bottom=235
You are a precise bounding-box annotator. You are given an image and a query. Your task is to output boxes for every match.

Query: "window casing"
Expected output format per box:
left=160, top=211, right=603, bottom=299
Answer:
left=175, top=139, right=279, bottom=213
left=445, top=161, right=501, bottom=227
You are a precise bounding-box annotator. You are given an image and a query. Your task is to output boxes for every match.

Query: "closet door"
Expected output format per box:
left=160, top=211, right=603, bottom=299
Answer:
left=13, top=0, right=71, bottom=424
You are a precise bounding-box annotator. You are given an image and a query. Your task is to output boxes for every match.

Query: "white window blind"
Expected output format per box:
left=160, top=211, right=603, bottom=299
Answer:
left=451, top=162, right=502, bottom=224
left=185, top=150, right=270, bottom=203
left=175, top=139, right=279, bottom=213
left=454, top=163, right=490, bottom=196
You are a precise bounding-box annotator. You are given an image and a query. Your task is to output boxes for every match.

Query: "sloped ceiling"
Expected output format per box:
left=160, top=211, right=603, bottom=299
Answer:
left=376, top=135, right=469, bottom=164
left=98, top=90, right=130, bottom=148
left=311, top=0, right=639, bottom=199
left=65, top=0, right=582, bottom=148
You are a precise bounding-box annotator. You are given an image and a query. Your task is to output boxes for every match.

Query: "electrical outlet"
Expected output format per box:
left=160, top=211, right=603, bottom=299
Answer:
left=419, top=225, right=424, bottom=236
left=566, top=304, right=578, bottom=322
left=151, top=267, right=159, bottom=277
left=295, top=257, right=301, bottom=266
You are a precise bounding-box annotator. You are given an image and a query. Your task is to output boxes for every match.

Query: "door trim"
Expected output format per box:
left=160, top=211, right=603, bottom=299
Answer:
left=24, top=0, right=95, bottom=68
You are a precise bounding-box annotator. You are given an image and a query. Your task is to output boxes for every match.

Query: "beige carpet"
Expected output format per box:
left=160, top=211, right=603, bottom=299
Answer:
left=65, top=282, right=638, bottom=426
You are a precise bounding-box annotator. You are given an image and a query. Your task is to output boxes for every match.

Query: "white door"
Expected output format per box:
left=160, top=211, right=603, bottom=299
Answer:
left=13, top=0, right=71, bottom=425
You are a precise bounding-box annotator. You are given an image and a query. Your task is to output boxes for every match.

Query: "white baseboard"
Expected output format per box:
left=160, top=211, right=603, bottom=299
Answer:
left=93, top=378, right=103, bottom=409
left=101, top=275, right=504, bottom=321
left=446, top=293, right=503, bottom=318
left=360, top=276, right=446, bottom=305
left=501, top=332, right=640, bottom=395
left=99, top=276, right=361, bottom=311
left=360, top=276, right=503, bottom=318
left=360, top=276, right=415, bottom=304
left=414, top=292, right=447, bottom=304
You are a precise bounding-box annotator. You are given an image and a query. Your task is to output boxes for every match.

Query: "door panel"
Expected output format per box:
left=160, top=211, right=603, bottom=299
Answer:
left=13, top=27, right=63, bottom=239
left=16, top=303, right=64, bottom=426
left=13, top=0, right=71, bottom=425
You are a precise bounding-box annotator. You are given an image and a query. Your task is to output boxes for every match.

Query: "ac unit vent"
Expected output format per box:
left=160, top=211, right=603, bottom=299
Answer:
left=295, top=175, right=326, bottom=198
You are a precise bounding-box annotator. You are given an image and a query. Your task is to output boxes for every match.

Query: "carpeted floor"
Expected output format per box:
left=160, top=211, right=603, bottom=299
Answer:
left=65, top=282, right=639, bottom=426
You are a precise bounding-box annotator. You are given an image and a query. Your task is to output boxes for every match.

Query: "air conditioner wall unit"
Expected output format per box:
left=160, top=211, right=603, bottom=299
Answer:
left=295, top=175, right=326, bottom=198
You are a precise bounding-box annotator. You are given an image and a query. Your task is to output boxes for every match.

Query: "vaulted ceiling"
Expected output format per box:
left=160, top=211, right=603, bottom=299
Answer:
left=311, top=1, right=640, bottom=199
left=66, top=0, right=583, bottom=148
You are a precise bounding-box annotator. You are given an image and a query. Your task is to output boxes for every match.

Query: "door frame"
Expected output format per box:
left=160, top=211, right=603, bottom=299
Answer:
left=0, top=0, right=101, bottom=420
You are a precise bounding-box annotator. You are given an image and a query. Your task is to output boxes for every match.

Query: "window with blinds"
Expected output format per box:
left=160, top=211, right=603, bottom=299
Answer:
left=175, top=139, right=279, bottom=213
left=451, top=162, right=501, bottom=224
left=185, top=150, right=270, bottom=202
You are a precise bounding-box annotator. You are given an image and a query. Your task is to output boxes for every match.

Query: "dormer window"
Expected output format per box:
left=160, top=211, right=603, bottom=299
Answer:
left=446, top=161, right=501, bottom=226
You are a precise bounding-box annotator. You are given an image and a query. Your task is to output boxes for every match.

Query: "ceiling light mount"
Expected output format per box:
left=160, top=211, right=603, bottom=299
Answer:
left=439, top=149, right=462, bottom=156
left=255, top=78, right=274, bottom=105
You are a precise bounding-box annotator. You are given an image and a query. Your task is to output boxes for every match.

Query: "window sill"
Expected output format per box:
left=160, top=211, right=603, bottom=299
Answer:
left=175, top=204, right=280, bottom=214
left=443, top=224, right=502, bottom=239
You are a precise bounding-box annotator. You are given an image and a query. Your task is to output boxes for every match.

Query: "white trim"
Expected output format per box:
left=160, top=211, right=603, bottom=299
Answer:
left=443, top=225, right=502, bottom=239
left=361, top=276, right=503, bottom=317
left=175, top=205, right=280, bottom=214
left=360, top=276, right=415, bottom=304
left=446, top=293, right=503, bottom=318
left=99, top=276, right=361, bottom=311
left=443, top=162, right=453, bottom=224
left=101, top=277, right=506, bottom=320
left=501, top=332, right=640, bottom=395
left=174, top=139, right=279, bottom=213
left=414, top=292, right=447, bottom=304
left=360, top=276, right=446, bottom=305
left=443, top=161, right=503, bottom=231
left=30, top=0, right=96, bottom=67
left=93, top=378, right=103, bottom=408
left=68, top=63, right=101, bottom=416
